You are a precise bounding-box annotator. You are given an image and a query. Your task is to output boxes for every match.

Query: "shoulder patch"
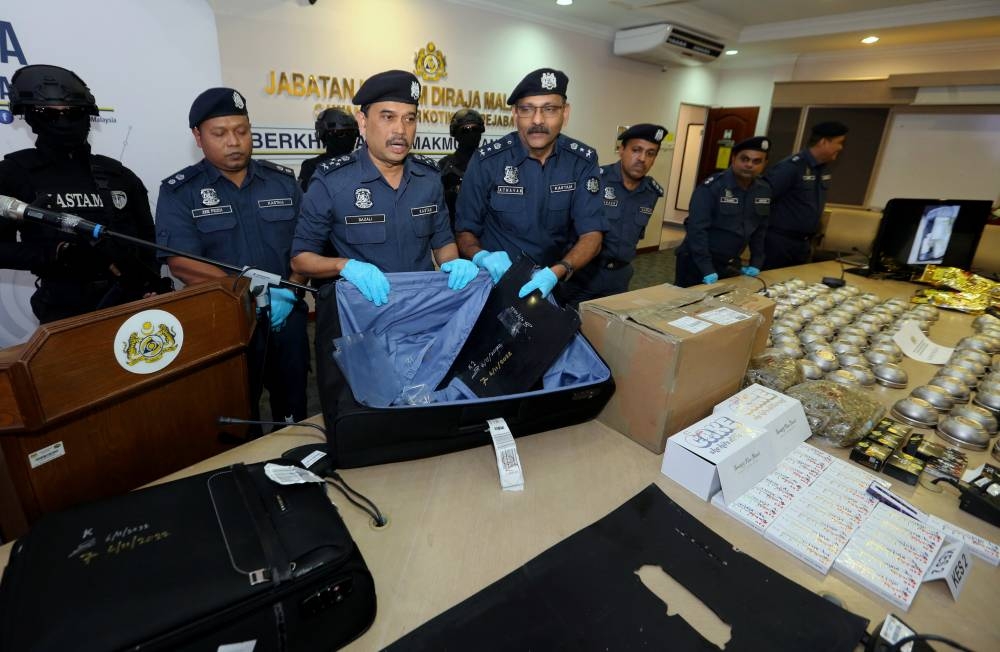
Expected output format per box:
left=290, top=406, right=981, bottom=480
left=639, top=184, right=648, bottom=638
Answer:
left=410, top=153, right=439, bottom=170
left=315, top=153, right=357, bottom=176
left=559, top=136, right=596, bottom=161
left=702, top=172, right=723, bottom=186
left=258, top=159, right=295, bottom=177
left=649, top=177, right=664, bottom=197
left=478, top=137, right=516, bottom=159
left=160, top=164, right=202, bottom=190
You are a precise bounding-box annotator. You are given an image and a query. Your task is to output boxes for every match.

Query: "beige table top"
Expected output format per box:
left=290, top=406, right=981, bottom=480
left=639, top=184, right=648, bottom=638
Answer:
left=2, top=261, right=998, bottom=650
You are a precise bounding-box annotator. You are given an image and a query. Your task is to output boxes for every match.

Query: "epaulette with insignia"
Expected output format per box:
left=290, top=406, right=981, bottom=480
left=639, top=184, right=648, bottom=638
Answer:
left=702, top=172, right=723, bottom=186
left=559, top=136, right=596, bottom=161
left=649, top=177, right=664, bottom=197
left=410, top=154, right=439, bottom=170
left=258, top=159, right=295, bottom=177
left=160, top=164, right=202, bottom=191
left=791, top=155, right=801, bottom=162
left=478, top=137, right=516, bottom=159
left=316, top=153, right=357, bottom=176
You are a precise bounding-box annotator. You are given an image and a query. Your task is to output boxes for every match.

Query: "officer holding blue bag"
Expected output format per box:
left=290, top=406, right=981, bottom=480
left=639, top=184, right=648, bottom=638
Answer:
left=155, top=87, right=309, bottom=428
left=290, top=69, right=478, bottom=304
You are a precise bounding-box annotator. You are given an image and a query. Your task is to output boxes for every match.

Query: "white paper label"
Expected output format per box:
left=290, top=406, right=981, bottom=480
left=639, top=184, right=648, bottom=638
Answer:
left=217, top=641, right=257, bottom=652
left=700, top=307, right=750, bottom=325
left=669, top=315, right=712, bottom=333
left=300, top=449, right=327, bottom=469
left=893, top=320, right=952, bottom=364
left=924, top=541, right=971, bottom=599
left=263, top=463, right=325, bottom=485
left=28, top=441, right=65, bottom=469
left=488, top=417, right=524, bottom=491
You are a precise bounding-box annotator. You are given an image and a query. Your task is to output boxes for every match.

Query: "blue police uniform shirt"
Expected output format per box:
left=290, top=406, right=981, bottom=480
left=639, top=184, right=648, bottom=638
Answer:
left=681, top=168, right=770, bottom=277
left=155, top=159, right=302, bottom=277
left=291, top=145, right=453, bottom=273
left=454, top=132, right=607, bottom=266
left=598, top=162, right=663, bottom=263
left=764, top=148, right=830, bottom=236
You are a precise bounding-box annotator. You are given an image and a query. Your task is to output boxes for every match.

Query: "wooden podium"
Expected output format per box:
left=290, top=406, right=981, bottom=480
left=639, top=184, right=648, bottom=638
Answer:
left=0, top=279, right=256, bottom=541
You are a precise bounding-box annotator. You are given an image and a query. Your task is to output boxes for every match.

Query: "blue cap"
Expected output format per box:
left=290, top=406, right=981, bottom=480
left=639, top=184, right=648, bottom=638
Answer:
left=618, top=123, right=668, bottom=145
left=732, top=136, right=771, bottom=155
left=189, top=87, right=248, bottom=128
left=507, top=68, right=569, bottom=105
left=811, top=121, right=849, bottom=138
left=353, top=70, right=421, bottom=106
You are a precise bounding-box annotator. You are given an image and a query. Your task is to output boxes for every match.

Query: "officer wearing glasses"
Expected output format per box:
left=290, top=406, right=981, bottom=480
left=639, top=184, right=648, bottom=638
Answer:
left=0, top=64, right=164, bottom=324
left=455, top=68, right=606, bottom=300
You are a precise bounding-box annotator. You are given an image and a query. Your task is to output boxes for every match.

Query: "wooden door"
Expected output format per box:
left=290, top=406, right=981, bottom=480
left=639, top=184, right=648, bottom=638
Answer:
left=695, top=106, right=760, bottom=184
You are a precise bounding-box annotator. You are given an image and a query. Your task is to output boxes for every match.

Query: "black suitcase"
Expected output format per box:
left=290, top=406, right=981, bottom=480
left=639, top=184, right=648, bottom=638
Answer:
left=315, top=270, right=615, bottom=469
left=0, top=461, right=376, bottom=651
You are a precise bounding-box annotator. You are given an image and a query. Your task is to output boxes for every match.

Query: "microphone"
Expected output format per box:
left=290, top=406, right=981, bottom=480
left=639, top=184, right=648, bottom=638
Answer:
left=0, top=194, right=106, bottom=239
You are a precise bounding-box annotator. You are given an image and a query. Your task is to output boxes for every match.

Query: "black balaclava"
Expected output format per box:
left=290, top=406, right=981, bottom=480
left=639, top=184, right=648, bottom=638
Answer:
left=25, top=108, right=91, bottom=152
left=324, top=130, right=358, bottom=156
left=454, top=128, right=482, bottom=156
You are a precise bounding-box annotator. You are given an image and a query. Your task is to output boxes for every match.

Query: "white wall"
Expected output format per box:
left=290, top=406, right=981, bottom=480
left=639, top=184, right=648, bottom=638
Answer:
left=0, top=0, right=223, bottom=347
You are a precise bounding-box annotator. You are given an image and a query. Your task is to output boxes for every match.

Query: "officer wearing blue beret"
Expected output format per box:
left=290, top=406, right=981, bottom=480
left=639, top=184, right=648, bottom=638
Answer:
left=290, top=69, right=477, bottom=304
left=762, top=121, right=848, bottom=269
left=561, top=123, right=666, bottom=306
left=674, top=136, right=772, bottom=287
left=155, top=87, right=309, bottom=430
left=454, top=67, right=606, bottom=300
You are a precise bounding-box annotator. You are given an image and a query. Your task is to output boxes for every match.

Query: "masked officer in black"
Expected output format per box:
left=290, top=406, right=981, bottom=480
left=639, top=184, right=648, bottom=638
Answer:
left=674, top=136, right=771, bottom=288
left=0, top=64, right=165, bottom=323
left=437, top=108, right=485, bottom=228
left=298, top=108, right=359, bottom=192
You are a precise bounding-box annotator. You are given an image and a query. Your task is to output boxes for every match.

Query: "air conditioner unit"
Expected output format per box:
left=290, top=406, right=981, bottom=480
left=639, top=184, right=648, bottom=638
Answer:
left=614, top=24, right=725, bottom=67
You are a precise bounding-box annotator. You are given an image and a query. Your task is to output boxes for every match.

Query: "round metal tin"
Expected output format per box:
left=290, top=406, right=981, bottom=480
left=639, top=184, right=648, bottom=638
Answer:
left=891, top=397, right=939, bottom=428
left=936, top=415, right=989, bottom=451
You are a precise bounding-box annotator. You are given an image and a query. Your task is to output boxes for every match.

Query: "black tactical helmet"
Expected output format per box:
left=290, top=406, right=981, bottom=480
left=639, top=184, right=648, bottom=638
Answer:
left=449, top=108, right=485, bottom=138
left=9, top=64, right=99, bottom=116
left=315, top=108, right=358, bottom=141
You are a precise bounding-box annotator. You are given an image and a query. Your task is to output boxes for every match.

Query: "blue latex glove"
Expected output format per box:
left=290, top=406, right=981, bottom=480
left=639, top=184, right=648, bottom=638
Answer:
left=268, top=287, right=296, bottom=331
left=440, top=258, right=479, bottom=291
left=472, top=249, right=512, bottom=284
left=518, top=266, right=558, bottom=299
left=341, top=259, right=390, bottom=306
left=741, top=266, right=760, bottom=277
left=702, top=273, right=719, bottom=285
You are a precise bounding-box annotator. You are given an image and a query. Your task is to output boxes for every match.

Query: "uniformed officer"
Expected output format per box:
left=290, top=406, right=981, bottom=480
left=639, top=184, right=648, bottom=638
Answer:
left=298, top=108, right=359, bottom=192
left=290, top=69, right=478, bottom=303
left=437, top=108, right=485, bottom=228
left=455, top=67, right=606, bottom=300
left=674, top=136, right=772, bottom=288
left=155, top=87, right=309, bottom=428
left=762, top=121, right=848, bottom=269
left=561, top=123, right=666, bottom=307
left=0, top=64, right=164, bottom=323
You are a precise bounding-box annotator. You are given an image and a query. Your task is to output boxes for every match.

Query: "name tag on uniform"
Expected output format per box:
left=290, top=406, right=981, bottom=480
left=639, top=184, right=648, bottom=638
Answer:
left=719, top=197, right=739, bottom=205
left=345, top=214, right=386, bottom=225
left=410, top=204, right=438, bottom=216
left=754, top=198, right=771, bottom=205
left=191, top=206, right=233, bottom=218
left=639, top=206, right=654, bottom=214
left=802, top=175, right=816, bottom=181
left=550, top=183, right=575, bottom=193
left=821, top=174, right=832, bottom=181
left=258, top=198, right=293, bottom=208
left=496, top=185, right=523, bottom=195
left=604, top=200, right=619, bottom=207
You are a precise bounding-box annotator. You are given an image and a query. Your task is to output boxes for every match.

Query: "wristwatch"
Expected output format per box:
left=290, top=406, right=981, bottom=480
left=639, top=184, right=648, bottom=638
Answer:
left=553, top=259, right=574, bottom=281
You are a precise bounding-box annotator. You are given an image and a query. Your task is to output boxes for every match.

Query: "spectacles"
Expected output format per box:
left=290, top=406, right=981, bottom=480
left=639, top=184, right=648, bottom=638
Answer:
left=514, top=104, right=564, bottom=118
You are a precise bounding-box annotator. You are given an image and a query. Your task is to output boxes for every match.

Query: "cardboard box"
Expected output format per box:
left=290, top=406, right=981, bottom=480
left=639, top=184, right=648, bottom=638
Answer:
left=700, top=284, right=775, bottom=355
left=580, top=284, right=766, bottom=453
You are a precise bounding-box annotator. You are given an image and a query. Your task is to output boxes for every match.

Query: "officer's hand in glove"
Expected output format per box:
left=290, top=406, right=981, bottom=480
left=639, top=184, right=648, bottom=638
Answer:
left=518, top=266, right=558, bottom=299
left=341, top=259, right=390, bottom=306
left=440, top=258, right=478, bottom=291
left=702, top=273, right=719, bottom=285
left=472, top=250, right=512, bottom=284
left=741, top=266, right=760, bottom=277
left=268, top=287, right=296, bottom=331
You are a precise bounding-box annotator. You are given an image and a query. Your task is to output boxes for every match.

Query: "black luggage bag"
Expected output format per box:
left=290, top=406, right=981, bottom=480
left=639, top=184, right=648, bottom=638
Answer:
left=0, top=461, right=376, bottom=651
left=315, top=268, right=615, bottom=469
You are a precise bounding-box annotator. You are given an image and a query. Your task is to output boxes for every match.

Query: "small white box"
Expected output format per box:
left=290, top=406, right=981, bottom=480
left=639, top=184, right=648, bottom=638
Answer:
left=713, top=384, right=811, bottom=460
left=660, top=413, right=770, bottom=502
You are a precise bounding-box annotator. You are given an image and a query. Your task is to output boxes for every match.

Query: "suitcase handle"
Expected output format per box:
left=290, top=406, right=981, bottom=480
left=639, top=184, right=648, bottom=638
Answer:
left=232, top=464, right=294, bottom=587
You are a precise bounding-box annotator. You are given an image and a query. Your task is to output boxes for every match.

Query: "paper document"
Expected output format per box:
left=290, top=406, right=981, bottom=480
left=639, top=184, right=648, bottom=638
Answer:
left=893, top=320, right=952, bottom=364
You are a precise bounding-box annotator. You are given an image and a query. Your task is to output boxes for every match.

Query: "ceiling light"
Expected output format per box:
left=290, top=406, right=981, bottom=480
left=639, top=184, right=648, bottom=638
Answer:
left=725, top=50, right=738, bottom=55
left=556, top=0, right=573, bottom=6
left=861, top=36, right=879, bottom=44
